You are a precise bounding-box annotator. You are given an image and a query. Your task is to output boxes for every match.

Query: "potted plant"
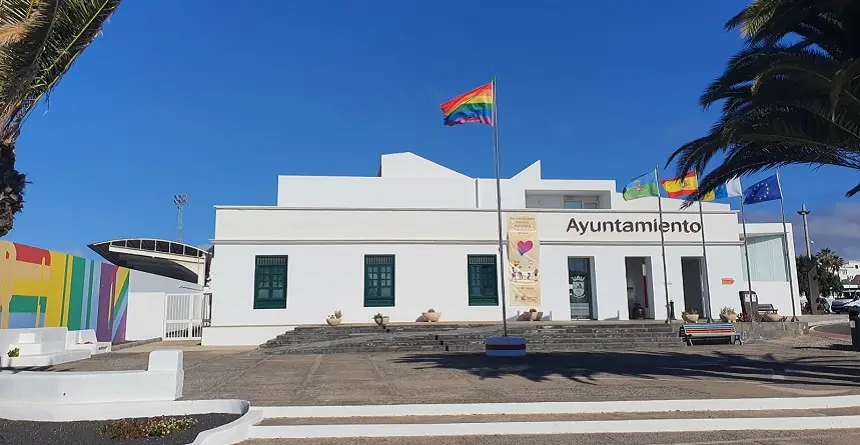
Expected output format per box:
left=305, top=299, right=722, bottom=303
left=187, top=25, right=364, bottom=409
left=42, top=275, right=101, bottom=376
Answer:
left=326, top=310, right=343, bottom=326
left=763, top=311, right=783, bottom=322
left=719, top=307, right=738, bottom=322
left=422, top=308, right=441, bottom=322
left=373, top=313, right=390, bottom=326
left=681, top=310, right=699, bottom=323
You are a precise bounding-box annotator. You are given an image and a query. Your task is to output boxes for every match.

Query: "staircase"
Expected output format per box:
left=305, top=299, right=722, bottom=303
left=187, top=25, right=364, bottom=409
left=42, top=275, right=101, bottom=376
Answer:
left=259, top=322, right=683, bottom=355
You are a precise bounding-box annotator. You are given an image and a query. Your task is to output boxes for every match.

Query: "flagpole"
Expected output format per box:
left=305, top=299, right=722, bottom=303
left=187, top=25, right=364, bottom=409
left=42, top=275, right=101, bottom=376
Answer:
left=776, top=169, right=799, bottom=322
left=697, top=198, right=713, bottom=322
left=654, top=166, right=672, bottom=324
left=491, top=76, right=509, bottom=336
left=739, top=195, right=755, bottom=321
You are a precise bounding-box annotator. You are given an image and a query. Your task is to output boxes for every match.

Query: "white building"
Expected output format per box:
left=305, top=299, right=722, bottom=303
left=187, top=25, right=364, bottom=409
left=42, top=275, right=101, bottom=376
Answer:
left=203, top=153, right=799, bottom=346
left=838, top=260, right=860, bottom=282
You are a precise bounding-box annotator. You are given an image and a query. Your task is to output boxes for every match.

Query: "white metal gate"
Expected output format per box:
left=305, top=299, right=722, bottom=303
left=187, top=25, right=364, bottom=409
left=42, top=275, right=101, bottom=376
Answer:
left=163, top=293, right=205, bottom=340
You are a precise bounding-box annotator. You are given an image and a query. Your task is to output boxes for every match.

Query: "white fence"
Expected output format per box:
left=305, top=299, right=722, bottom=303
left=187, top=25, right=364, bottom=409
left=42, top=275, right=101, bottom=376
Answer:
left=163, top=293, right=205, bottom=340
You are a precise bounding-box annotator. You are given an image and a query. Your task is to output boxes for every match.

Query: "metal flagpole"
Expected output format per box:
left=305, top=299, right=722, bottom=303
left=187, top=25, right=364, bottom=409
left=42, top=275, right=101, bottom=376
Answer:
left=776, top=169, right=799, bottom=322
left=491, top=76, right=509, bottom=336
left=697, top=198, right=713, bottom=322
left=654, top=166, right=672, bottom=324
left=739, top=197, right=755, bottom=320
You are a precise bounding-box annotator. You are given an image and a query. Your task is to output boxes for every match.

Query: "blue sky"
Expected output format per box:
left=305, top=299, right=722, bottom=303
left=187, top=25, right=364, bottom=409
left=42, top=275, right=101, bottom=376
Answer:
left=8, top=0, right=860, bottom=258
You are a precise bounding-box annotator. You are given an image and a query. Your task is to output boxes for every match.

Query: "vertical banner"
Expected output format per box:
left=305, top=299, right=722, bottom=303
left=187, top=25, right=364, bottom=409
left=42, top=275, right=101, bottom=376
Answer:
left=507, top=212, right=541, bottom=306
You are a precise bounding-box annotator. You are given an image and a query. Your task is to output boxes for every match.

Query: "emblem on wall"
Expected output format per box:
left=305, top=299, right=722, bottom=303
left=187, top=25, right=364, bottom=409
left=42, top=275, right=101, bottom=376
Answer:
left=570, top=275, right=587, bottom=299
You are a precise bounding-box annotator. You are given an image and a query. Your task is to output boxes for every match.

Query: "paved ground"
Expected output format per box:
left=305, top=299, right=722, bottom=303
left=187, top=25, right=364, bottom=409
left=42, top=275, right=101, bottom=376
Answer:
left=49, top=335, right=860, bottom=406
left=241, top=429, right=860, bottom=444
left=816, top=321, right=850, bottom=337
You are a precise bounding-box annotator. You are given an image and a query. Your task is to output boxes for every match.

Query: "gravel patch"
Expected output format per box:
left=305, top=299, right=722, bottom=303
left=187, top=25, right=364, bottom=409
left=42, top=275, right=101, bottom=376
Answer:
left=0, top=413, right=240, bottom=445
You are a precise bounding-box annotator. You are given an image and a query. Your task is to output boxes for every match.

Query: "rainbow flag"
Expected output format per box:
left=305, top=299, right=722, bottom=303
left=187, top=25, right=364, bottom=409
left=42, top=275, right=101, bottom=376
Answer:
left=440, top=82, right=493, bottom=126
left=661, top=171, right=698, bottom=198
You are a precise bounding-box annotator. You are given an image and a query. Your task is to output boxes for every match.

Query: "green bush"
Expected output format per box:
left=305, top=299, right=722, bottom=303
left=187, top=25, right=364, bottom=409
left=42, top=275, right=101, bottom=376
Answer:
left=101, top=416, right=197, bottom=439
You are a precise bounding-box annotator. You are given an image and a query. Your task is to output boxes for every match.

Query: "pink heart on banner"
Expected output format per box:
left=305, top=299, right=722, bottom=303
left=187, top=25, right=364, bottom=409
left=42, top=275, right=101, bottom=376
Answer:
left=517, top=240, right=533, bottom=256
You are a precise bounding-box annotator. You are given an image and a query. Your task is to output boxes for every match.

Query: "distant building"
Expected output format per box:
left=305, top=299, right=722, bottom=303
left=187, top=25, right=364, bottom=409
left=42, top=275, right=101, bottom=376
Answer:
left=839, top=260, right=860, bottom=282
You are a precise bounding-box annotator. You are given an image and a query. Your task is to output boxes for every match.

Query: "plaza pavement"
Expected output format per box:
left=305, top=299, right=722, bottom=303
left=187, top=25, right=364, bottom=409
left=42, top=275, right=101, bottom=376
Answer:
left=50, top=334, right=860, bottom=406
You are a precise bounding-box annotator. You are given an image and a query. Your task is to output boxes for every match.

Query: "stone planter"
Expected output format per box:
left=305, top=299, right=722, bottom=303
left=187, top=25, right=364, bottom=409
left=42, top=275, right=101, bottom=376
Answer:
left=763, top=313, right=783, bottom=322
left=422, top=312, right=441, bottom=322
left=719, top=313, right=738, bottom=322
left=326, top=317, right=342, bottom=326
left=681, top=313, right=699, bottom=323
left=374, top=316, right=390, bottom=326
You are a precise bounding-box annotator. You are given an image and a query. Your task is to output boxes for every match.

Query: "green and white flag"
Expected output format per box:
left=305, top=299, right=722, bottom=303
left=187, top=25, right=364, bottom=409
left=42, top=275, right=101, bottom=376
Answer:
left=622, top=171, right=659, bottom=201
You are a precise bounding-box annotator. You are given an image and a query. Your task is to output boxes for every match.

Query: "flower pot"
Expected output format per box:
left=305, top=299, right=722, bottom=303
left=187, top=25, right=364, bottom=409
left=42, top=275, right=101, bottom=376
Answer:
left=763, top=313, right=783, bottom=322
left=422, top=312, right=441, bottom=322
left=326, top=317, right=342, bottom=326
left=720, top=313, right=738, bottom=323
left=681, top=313, right=699, bottom=323
left=374, top=316, right=390, bottom=326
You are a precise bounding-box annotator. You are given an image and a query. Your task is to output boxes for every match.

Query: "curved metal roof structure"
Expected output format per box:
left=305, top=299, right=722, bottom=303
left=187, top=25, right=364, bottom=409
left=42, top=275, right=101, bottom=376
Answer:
left=89, top=238, right=210, bottom=284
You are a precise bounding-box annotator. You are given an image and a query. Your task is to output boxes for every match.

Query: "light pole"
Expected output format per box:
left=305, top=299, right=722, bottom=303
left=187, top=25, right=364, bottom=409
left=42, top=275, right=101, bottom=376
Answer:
left=174, top=194, right=188, bottom=242
left=797, top=204, right=812, bottom=257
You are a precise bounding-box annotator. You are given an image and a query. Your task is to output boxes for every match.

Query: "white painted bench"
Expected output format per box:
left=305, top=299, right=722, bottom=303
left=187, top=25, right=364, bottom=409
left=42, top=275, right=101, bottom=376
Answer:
left=0, top=327, right=103, bottom=367
left=66, top=329, right=112, bottom=355
left=0, top=350, right=184, bottom=404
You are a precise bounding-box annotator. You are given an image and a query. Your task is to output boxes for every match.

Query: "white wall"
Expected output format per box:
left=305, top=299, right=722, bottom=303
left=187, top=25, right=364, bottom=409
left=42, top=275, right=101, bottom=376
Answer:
left=126, top=292, right=165, bottom=341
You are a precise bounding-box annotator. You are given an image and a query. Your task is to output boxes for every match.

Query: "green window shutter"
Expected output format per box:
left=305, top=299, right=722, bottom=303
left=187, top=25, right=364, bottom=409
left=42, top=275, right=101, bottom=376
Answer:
left=254, top=256, right=288, bottom=309
left=467, top=255, right=498, bottom=306
left=364, top=255, right=395, bottom=307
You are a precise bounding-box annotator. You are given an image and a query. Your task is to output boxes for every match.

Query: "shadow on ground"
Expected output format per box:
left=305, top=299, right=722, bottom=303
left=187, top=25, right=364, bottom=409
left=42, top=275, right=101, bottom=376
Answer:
left=394, top=348, right=860, bottom=387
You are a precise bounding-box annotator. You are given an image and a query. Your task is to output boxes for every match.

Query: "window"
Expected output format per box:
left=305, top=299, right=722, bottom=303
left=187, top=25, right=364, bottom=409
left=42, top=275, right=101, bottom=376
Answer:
left=467, top=255, right=499, bottom=306
left=364, top=255, right=395, bottom=307
left=741, top=235, right=788, bottom=282
left=253, top=256, right=287, bottom=309
left=563, top=196, right=599, bottom=209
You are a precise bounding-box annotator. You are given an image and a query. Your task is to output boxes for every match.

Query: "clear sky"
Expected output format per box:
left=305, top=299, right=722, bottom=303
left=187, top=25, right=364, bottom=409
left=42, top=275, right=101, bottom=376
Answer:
left=8, top=0, right=860, bottom=259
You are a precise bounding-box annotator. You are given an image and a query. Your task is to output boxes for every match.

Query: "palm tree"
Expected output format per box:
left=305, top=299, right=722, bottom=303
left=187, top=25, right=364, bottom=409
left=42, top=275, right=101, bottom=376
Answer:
left=0, top=0, right=121, bottom=237
left=666, top=0, right=860, bottom=202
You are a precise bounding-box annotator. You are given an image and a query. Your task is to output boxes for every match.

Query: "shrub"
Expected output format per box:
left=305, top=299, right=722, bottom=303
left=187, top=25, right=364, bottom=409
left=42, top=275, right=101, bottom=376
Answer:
left=101, top=416, right=198, bottom=440
left=7, top=348, right=19, bottom=358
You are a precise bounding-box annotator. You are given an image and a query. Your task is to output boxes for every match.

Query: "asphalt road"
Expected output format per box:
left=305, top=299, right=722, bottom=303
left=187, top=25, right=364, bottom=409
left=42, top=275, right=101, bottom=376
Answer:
left=816, top=321, right=850, bottom=336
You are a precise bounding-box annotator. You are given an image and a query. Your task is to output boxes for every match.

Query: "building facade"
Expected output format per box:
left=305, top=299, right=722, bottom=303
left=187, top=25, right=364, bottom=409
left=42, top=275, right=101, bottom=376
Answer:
left=204, top=153, right=799, bottom=346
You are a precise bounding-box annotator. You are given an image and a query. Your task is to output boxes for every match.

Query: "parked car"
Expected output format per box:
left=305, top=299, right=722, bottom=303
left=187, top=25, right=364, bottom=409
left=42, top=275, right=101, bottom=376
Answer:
left=831, top=292, right=860, bottom=314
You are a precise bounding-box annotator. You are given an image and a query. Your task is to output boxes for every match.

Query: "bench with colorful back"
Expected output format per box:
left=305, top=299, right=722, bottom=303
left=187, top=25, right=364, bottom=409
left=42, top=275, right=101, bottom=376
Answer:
left=678, top=323, right=742, bottom=346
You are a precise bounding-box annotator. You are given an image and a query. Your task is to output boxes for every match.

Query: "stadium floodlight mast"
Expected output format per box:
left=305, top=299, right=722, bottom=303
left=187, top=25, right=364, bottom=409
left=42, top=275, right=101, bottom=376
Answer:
left=173, top=194, right=188, bottom=242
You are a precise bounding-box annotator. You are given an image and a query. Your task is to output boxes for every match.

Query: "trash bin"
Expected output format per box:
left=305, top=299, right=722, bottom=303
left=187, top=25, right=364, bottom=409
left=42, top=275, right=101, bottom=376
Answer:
left=849, top=309, right=860, bottom=352
left=739, top=291, right=759, bottom=319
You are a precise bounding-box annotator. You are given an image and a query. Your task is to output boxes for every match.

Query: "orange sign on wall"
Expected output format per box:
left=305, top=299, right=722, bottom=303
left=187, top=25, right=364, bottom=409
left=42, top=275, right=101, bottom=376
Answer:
left=721, top=277, right=735, bottom=285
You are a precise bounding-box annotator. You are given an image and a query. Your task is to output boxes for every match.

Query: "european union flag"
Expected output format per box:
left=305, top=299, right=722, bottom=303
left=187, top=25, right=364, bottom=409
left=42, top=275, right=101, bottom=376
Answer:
left=743, top=175, right=782, bottom=205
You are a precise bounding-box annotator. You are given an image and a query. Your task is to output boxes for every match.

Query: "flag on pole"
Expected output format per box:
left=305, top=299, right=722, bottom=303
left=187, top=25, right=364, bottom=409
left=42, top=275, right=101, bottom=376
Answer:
left=743, top=175, right=782, bottom=204
left=622, top=171, right=659, bottom=201
left=440, top=82, right=494, bottom=126
left=660, top=171, right=698, bottom=198
left=709, top=177, right=743, bottom=200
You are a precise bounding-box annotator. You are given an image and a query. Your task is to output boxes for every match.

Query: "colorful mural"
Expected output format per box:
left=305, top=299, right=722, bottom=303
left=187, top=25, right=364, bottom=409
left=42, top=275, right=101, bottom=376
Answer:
left=0, top=241, right=128, bottom=343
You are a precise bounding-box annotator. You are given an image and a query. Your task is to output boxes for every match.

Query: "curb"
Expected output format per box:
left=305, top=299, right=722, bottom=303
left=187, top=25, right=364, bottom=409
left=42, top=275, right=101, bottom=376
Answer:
left=111, top=338, right=162, bottom=351
left=809, top=324, right=851, bottom=342
left=248, top=415, right=860, bottom=439
left=258, top=395, right=860, bottom=419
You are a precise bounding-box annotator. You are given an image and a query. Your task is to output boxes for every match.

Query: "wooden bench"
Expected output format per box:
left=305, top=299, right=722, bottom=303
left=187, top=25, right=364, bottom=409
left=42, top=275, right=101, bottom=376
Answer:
left=757, top=304, right=778, bottom=314
left=679, top=323, right=742, bottom=346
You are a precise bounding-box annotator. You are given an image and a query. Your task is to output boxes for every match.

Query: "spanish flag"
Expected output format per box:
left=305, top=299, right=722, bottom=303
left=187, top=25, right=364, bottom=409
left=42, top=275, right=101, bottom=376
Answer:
left=661, top=171, right=718, bottom=201
left=661, top=171, right=698, bottom=198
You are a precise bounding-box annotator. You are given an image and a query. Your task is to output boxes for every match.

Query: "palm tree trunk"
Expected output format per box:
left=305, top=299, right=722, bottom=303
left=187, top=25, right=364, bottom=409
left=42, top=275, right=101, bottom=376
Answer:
left=0, top=139, right=25, bottom=238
